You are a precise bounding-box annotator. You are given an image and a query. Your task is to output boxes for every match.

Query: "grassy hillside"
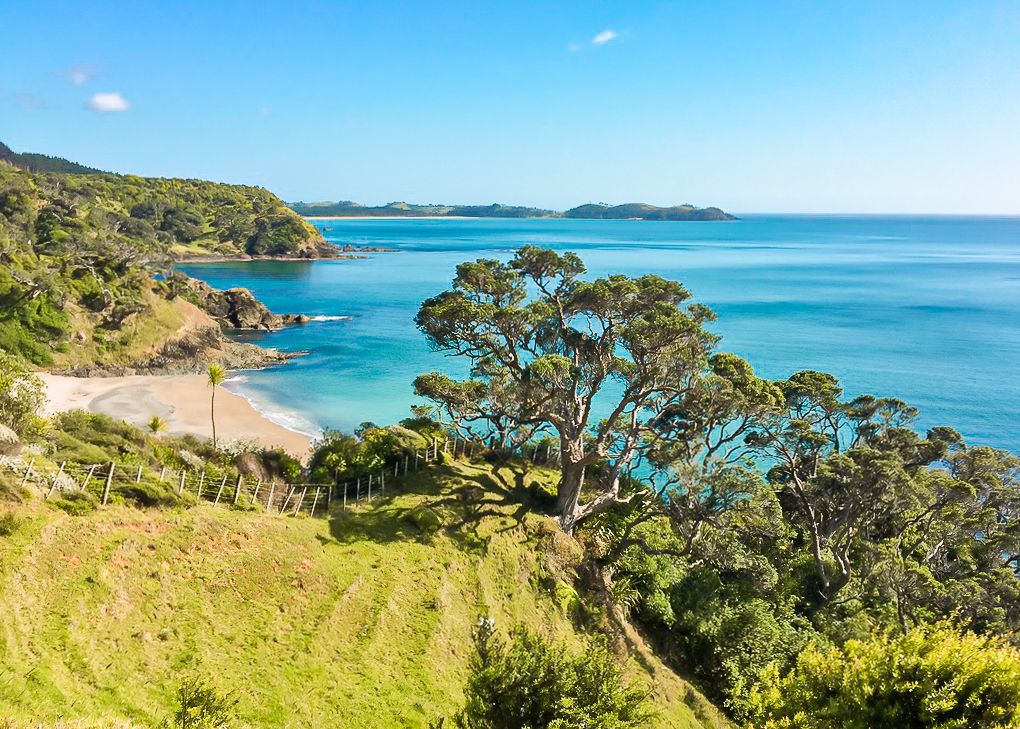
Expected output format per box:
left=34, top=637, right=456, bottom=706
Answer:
left=0, top=461, right=725, bottom=729
left=0, top=154, right=327, bottom=366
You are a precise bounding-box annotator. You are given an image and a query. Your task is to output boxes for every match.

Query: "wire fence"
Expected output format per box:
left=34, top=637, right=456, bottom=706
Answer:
left=0, top=435, right=562, bottom=518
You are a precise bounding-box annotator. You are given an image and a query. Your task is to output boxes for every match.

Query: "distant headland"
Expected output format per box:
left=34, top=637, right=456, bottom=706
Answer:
left=287, top=200, right=738, bottom=221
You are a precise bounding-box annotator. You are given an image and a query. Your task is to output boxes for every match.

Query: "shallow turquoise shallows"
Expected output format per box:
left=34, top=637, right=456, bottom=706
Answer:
left=179, top=215, right=1020, bottom=454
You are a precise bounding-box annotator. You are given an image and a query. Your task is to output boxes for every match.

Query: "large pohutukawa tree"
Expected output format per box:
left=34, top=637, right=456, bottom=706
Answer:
left=413, top=245, right=724, bottom=533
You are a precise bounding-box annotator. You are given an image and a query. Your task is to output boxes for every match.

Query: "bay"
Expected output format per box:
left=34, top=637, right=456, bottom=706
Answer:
left=179, top=215, right=1020, bottom=454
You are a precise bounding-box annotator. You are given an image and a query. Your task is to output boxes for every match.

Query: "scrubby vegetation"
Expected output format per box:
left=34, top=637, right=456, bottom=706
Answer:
left=0, top=147, right=328, bottom=365
left=748, top=625, right=1020, bottom=728
left=415, top=246, right=1020, bottom=723
left=435, top=618, right=652, bottom=728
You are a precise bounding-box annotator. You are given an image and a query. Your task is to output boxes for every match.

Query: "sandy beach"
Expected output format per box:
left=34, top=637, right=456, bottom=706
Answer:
left=38, top=373, right=313, bottom=459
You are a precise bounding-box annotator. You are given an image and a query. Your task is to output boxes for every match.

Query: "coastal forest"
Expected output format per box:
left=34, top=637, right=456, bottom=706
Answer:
left=0, top=145, right=329, bottom=367
left=0, top=147, right=1019, bottom=729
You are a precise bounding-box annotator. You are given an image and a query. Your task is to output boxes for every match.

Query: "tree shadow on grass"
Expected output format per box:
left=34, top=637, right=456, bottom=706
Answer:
left=326, top=461, right=557, bottom=552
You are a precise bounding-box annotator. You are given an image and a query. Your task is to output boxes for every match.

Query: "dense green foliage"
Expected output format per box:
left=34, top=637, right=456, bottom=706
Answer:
left=415, top=246, right=1020, bottom=719
left=588, top=370, right=1020, bottom=716
left=748, top=625, right=1020, bottom=728
left=307, top=421, right=435, bottom=484
left=438, top=618, right=651, bottom=729
left=0, top=151, right=326, bottom=364
left=563, top=203, right=736, bottom=221
left=171, top=677, right=238, bottom=729
left=0, top=350, right=46, bottom=437
left=414, top=245, right=723, bottom=533
left=0, top=141, right=104, bottom=175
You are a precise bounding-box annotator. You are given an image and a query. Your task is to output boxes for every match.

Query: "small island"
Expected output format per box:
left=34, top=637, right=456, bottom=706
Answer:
left=287, top=199, right=737, bottom=221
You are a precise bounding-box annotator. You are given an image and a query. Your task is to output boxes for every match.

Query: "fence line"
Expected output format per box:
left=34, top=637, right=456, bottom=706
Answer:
left=0, top=435, right=562, bottom=518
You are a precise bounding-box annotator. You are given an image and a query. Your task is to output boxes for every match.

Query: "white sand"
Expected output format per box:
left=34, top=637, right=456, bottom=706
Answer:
left=38, top=373, right=312, bottom=460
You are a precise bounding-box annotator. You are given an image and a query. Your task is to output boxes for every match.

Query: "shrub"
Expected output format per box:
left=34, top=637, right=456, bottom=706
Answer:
left=0, top=510, right=19, bottom=537
left=748, top=625, right=1020, bottom=729
left=169, top=676, right=237, bottom=729
left=0, top=350, right=45, bottom=438
left=114, top=480, right=181, bottom=509
left=441, top=618, right=650, bottom=729
left=50, top=490, right=97, bottom=516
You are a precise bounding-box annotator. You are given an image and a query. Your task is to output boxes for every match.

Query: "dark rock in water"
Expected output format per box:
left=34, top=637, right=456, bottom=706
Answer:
left=185, top=278, right=284, bottom=330
left=282, top=314, right=313, bottom=324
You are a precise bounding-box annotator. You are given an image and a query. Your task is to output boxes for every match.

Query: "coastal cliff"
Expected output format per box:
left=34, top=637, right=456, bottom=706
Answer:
left=0, top=146, right=321, bottom=373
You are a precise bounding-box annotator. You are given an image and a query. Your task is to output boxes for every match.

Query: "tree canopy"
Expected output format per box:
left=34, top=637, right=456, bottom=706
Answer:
left=748, top=625, right=1020, bottom=729
left=414, top=245, right=745, bottom=532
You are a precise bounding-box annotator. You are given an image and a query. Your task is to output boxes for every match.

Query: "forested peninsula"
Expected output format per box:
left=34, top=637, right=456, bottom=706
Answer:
left=289, top=199, right=738, bottom=220
left=0, top=142, right=332, bottom=370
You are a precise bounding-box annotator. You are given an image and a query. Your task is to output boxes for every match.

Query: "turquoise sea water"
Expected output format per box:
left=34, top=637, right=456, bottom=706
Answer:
left=179, top=216, right=1020, bottom=454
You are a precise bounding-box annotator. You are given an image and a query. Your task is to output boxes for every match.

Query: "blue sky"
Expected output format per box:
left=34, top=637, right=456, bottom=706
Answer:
left=2, top=0, right=1018, bottom=213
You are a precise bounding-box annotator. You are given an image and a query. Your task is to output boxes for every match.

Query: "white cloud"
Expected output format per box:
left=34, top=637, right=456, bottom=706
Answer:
left=592, top=29, right=617, bottom=45
left=86, top=92, right=130, bottom=113
left=568, top=43, right=582, bottom=53
left=259, top=106, right=271, bottom=116
left=67, top=64, right=99, bottom=87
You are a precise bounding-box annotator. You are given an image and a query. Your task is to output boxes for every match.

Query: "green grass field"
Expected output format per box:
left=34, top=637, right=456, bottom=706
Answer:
left=0, top=461, right=724, bottom=729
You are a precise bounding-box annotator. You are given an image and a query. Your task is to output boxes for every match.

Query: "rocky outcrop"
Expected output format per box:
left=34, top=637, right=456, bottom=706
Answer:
left=185, top=279, right=284, bottom=330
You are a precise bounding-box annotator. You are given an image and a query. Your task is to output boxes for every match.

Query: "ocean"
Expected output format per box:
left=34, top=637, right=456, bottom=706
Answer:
left=179, top=215, right=1020, bottom=455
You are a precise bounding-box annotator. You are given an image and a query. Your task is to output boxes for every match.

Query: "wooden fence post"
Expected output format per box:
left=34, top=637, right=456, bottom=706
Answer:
left=266, top=481, right=275, bottom=512
left=280, top=485, right=295, bottom=515
left=46, top=461, right=66, bottom=499
left=214, top=474, right=228, bottom=506
left=294, top=487, right=307, bottom=516
left=326, top=484, right=332, bottom=512
left=356, top=478, right=361, bottom=504
left=381, top=471, right=385, bottom=497
left=179, top=470, right=186, bottom=495
left=159, top=466, right=166, bottom=482
left=102, top=462, right=115, bottom=505
left=233, top=474, right=243, bottom=504
left=403, top=456, right=408, bottom=477
left=415, top=451, right=420, bottom=468
left=343, top=483, right=347, bottom=510
left=250, top=480, right=262, bottom=507
left=19, top=457, right=35, bottom=490
left=310, top=487, right=321, bottom=518
left=81, top=464, right=97, bottom=492
left=135, top=465, right=143, bottom=483
left=196, top=472, right=206, bottom=500
left=367, top=474, right=372, bottom=502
